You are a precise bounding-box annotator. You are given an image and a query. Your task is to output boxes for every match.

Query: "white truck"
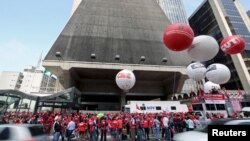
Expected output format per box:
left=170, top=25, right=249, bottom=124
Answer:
left=123, top=101, right=188, bottom=113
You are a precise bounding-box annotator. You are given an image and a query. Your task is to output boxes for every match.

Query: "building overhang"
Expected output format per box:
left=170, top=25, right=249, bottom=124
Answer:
left=42, top=60, right=187, bottom=75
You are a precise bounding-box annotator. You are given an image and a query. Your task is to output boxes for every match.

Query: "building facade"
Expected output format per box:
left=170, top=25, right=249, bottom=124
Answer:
left=189, top=0, right=250, bottom=91
left=0, top=66, right=57, bottom=112
left=43, top=0, right=193, bottom=111
left=19, top=66, right=56, bottom=94
left=0, top=71, right=23, bottom=90
left=155, top=0, right=188, bottom=23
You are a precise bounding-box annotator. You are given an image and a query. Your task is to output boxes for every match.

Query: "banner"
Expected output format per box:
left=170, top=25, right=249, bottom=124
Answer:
left=204, top=94, right=225, bottom=104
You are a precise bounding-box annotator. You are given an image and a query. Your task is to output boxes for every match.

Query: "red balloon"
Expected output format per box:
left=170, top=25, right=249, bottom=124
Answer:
left=220, top=35, right=245, bottom=54
left=163, top=23, right=194, bottom=51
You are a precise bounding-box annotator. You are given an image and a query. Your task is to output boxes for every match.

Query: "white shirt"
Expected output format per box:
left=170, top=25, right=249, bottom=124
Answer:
left=163, top=117, right=169, bottom=128
left=187, top=119, right=194, bottom=129
left=67, top=121, right=76, bottom=130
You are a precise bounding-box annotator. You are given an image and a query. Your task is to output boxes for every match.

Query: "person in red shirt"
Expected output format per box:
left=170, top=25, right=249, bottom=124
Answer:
left=143, top=116, right=149, bottom=140
left=100, top=117, right=108, bottom=141
left=78, top=118, right=86, bottom=140
left=88, top=117, right=95, bottom=140
left=149, top=117, right=154, bottom=135
left=112, top=117, right=119, bottom=140
left=117, top=117, right=123, bottom=140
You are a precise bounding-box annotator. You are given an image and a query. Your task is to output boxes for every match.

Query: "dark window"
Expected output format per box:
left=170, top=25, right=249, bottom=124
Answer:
left=0, top=127, right=10, bottom=140
left=206, top=104, right=216, bottom=111
left=241, top=102, right=250, bottom=107
left=28, top=126, right=45, bottom=136
left=216, top=104, right=225, bottom=110
left=171, top=106, right=176, bottom=110
left=156, top=106, right=161, bottom=110
left=192, top=104, right=203, bottom=111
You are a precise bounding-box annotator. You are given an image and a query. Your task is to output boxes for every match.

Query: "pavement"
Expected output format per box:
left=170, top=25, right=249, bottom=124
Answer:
left=49, top=134, right=159, bottom=141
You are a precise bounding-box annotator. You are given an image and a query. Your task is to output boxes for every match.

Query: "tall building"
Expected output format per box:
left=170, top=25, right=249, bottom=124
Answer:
left=0, top=66, right=56, bottom=94
left=71, top=0, right=82, bottom=16
left=43, top=0, right=192, bottom=111
left=0, top=71, right=23, bottom=90
left=19, top=66, right=56, bottom=94
left=155, top=0, right=188, bottom=23
left=71, top=0, right=188, bottom=24
left=189, top=0, right=250, bottom=91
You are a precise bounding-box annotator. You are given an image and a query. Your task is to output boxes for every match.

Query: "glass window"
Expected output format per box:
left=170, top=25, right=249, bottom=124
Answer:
left=28, top=126, right=45, bottom=136
left=216, top=104, right=225, bottom=110
left=0, top=127, right=10, bottom=140
left=156, top=106, right=161, bottom=110
left=206, top=104, right=216, bottom=111
left=171, top=106, right=176, bottom=110
left=192, top=104, right=203, bottom=111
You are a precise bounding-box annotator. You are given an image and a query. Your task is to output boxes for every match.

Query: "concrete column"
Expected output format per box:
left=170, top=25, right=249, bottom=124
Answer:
left=120, top=91, right=126, bottom=111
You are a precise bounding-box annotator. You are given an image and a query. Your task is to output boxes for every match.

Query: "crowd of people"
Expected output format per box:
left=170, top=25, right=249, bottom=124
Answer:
left=1, top=111, right=229, bottom=141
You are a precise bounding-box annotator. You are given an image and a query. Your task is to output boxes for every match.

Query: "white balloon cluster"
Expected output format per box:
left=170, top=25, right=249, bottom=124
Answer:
left=203, top=81, right=221, bottom=93
left=186, top=62, right=206, bottom=81
left=186, top=35, right=231, bottom=92
left=187, top=35, right=219, bottom=62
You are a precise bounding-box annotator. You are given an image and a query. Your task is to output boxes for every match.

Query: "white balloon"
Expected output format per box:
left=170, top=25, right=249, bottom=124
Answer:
left=204, top=81, right=221, bottom=93
left=205, top=63, right=231, bottom=84
left=187, top=35, right=219, bottom=62
left=186, top=62, right=206, bottom=81
left=116, top=69, right=136, bottom=91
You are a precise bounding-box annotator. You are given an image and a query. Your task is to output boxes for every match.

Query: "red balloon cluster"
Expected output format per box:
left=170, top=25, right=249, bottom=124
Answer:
left=163, top=23, right=194, bottom=51
left=220, top=35, right=245, bottom=54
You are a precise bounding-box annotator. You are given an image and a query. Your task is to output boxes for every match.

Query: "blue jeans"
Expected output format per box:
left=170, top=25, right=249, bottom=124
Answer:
left=155, top=127, right=160, bottom=140
left=164, top=128, right=171, bottom=141
left=53, top=132, right=61, bottom=141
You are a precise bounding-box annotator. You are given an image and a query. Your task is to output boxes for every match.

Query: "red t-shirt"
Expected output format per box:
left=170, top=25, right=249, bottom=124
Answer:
left=143, top=119, right=149, bottom=128
left=149, top=118, right=154, bottom=127
left=88, top=119, right=94, bottom=131
left=112, top=120, right=118, bottom=129
left=101, top=120, right=107, bottom=130
left=78, top=122, right=85, bottom=132
left=118, top=119, right=123, bottom=129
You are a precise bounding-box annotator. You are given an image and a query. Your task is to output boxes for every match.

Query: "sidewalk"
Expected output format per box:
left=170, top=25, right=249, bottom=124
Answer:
left=49, top=134, right=158, bottom=141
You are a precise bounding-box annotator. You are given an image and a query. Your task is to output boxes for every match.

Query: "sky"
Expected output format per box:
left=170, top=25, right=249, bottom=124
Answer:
left=0, top=0, right=249, bottom=72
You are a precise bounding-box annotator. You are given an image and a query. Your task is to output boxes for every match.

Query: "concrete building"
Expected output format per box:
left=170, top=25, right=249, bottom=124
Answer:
left=71, top=0, right=82, bottom=16
left=0, top=71, right=23, bottom=90
left=0, top=66, right=57, bottom=112
left=43, top=0, right=192, bottom=111
left=189, top=0, right=250, bottom=91
left=19, top=66, right=56, bottom=94
left=155, top=0, right=188, bottom=23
